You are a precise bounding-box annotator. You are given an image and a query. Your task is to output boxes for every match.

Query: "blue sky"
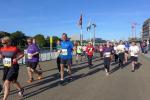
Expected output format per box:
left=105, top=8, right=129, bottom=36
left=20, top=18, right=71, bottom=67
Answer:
left=0, top=0, right=150, bottom=40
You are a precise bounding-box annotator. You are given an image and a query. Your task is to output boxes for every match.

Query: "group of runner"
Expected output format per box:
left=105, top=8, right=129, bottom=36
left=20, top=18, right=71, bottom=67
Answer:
left=98, top=41, right=140, bottom=75
left=0, top=37, right=42, bottom=100
left=0, top=33, right=140, bottom=100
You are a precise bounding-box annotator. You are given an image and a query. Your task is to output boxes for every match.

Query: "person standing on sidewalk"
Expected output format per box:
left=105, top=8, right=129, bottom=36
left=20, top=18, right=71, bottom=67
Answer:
left=129, top=41, right=140, bottom=72
left=86, top=42, right=94, bottom=69
left=0, top=36, right=24, bottom=100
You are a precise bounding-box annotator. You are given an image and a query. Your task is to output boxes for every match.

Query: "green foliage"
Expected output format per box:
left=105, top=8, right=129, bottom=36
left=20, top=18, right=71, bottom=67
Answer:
left=11, top=31, right=27, bottom=46
left=34, top=34, right=46, bottom=48
left=0, top=31, right=10, bottom=38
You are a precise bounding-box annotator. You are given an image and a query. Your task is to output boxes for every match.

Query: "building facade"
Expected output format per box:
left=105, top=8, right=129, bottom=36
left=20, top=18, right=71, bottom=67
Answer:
left=142, top=18, right=150, bottom=40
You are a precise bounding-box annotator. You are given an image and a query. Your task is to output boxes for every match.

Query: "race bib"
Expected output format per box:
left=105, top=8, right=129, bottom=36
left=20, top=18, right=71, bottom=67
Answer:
left=3, top=58, right=12, bottom=67
left=100, top=48, right=103, bottom=52
left=28, top=53, right=32, bottom=59
left=61, top=49, right=68, bottom=55
left=105, top=52, right=111, bottom=57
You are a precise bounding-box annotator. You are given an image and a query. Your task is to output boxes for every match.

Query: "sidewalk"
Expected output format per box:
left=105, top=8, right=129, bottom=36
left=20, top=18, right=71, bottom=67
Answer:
left=142, top=51, right=150, bottom=59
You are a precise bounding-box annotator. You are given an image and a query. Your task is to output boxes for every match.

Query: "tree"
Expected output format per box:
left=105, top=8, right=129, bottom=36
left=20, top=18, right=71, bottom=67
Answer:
left=0, top=31, right=10, bottom=38
left=11, top=31, right=26, bottom=46
left=34, top=34, right=46, bottom=48
left=45, top=36, right=50, bottom=47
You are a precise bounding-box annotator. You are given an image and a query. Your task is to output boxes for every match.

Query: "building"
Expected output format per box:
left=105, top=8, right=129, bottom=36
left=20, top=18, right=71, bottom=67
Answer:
left=70, top=34, right=80, bottom=41
left=142, top=18, right=150, bottom=40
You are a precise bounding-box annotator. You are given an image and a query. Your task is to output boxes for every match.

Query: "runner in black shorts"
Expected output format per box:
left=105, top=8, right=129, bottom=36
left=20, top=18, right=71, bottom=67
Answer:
left=0, top=36, right=24, bottom=100
left=26, top=38, right=42, bottom=83
left=59, top=33, right=73, bottom=85
left=129, top=41, right=140, bottom=72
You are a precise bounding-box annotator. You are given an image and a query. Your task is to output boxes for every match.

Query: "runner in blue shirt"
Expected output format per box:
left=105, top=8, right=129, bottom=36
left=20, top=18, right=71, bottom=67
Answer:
left=59, top=33, right=73, bottom=85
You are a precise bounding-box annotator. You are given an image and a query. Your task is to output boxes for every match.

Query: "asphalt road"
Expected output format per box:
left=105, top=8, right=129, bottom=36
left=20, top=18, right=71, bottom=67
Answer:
left=0, top=54, right=150, bottom=100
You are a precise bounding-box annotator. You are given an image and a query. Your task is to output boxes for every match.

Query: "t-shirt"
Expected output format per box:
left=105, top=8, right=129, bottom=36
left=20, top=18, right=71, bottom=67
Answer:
left=129, top=45, right=140, bottom=57
left=0, top=46, right=21, bottom=67
left=77, top=46, right=82, bottom=54
left=117, top=45, right=125, bottom=53
left=82, top=46, right=87, bottom=51
left=103, top=47, right=112, bottom=57
left=27, top=44, right=40, bottom=62
left=99, top=46, right=103, bottom=52
left=60, top=40, right=73, bottom=60
left=56, top=45, right=61, bottom=57
left=86, top=45, right=94, bottom=56
left=125, top=43, right=130, bottom=51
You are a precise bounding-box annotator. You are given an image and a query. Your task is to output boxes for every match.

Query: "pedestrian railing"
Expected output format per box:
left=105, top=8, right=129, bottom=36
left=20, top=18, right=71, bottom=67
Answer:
left=0, top=52, right=59, bottom=66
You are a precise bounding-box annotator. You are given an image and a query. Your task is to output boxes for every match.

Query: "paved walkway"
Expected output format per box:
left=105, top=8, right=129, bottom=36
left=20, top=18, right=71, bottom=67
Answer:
left=0, top=54, right=150, bottom=100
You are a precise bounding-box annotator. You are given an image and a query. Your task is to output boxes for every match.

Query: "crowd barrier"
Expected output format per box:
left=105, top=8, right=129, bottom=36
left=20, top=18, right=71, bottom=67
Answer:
left=0, top=52, right=59, bottom=65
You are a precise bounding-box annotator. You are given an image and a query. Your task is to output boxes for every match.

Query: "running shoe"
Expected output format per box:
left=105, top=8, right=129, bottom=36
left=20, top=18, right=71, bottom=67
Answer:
left=59, top=80, right=65, bottom=86
left=68, top=76, right=73, bottom=81
left=18, top=88, right=24, bottom=97
left=106, top=72, right=109, bottom=76
left=27, top=78, right=34, bottom=83
left=37, top=72, right=43, bottom=80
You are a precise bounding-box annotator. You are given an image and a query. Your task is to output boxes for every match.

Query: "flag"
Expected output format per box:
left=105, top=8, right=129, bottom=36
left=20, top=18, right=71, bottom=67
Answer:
left=132, top=22, right=137, bottom=29
left=78, top=14, right=82, bottom=28
left=87, top=19, right=91, bottom=31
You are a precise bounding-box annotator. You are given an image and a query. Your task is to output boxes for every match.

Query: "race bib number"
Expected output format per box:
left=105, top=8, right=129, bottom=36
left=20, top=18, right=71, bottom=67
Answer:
left=100, top=48, right=103, bottom=52
left=105, top=52, right=111, bottom=57
left=62, top=49, right=68, bottom=55
left=28, top=53, right=32, bottom=59
left=3, top=58, right=12, bottom=67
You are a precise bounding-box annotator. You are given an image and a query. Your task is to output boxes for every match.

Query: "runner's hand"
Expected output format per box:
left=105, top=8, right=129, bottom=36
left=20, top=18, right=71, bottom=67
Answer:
left=13, top=58, right=17, bottom=63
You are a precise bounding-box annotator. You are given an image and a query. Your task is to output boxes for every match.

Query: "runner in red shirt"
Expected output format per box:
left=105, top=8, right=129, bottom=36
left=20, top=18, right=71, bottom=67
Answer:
left=86, top=42, right=94, bottom=69
left=0, top=37, right=24, bottom=100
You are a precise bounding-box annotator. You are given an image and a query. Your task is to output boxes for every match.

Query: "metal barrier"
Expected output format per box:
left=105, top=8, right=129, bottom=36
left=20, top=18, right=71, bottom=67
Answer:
left=0, top=52, right=59, bottom=65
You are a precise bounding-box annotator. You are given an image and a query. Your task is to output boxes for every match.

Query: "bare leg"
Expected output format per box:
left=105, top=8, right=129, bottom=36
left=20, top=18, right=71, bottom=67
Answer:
left=13, top=81, right=22, bottom=90
left=3, top=80, right=10, bottom=100
left=27, top=67, right=33, bottom=79
left=132, top=61, right=135, bottom=71
left=60, top=64, right=64, bottom=80
left=67, top=65, right=72, bottom=77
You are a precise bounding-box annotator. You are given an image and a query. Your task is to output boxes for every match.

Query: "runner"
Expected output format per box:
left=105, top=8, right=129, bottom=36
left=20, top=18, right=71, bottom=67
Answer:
left=124, top=41, right=130, bottom=63
left=99, top=44, right=104, bottom=58
left=32, top=38, right=43, bottom=71
left=0, top=36, right=24, bottom=100
left=76, top=42, right=83, bottom=64
left=114, top=42, right=119, bottom=63
left=56, top=39, right=68, bottom=73
left=117, top=41, right=126, bottom=68
left=56, top=39, right=62, bottom=73
left=86, top=42, right=94, bottom=69
left=129, top=41, right=140, bottom=72
left=59, top=33, right=73, bottom=85
left=26, top=38, right=42, bottom=83
left=103, top=42, right=113, bottom=75
left=82, top=45, right=87, bottom=59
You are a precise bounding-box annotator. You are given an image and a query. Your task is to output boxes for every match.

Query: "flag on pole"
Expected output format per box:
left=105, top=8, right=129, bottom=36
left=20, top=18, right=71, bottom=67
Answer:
left=132, top=22, right=137, bottom=29
left=87, top=19, right=91, bottom=31
left=78, top=14, right=82, bottom=29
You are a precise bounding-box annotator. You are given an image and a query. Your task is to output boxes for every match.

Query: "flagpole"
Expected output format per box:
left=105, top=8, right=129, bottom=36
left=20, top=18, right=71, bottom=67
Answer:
left=81, top=27, right=83, bottom=45
left=90, top=32, right=92, bottom=42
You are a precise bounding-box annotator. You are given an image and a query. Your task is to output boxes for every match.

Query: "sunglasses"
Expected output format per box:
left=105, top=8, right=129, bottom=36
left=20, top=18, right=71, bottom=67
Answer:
left=27, top=41, right=32, bottom=43
left=2, top=42, right=7, bottom=45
